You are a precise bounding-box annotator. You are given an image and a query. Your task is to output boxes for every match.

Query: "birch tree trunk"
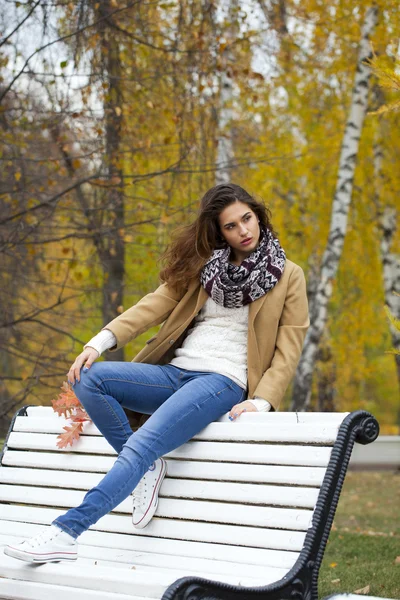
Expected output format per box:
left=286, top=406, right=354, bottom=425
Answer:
left=373, top=131, right=400, bottom=389
left=379, top=206, right=400, bottom=382
left=291, top=5, right=378, bottom=411
left=215, top=1, right=239, bottom=184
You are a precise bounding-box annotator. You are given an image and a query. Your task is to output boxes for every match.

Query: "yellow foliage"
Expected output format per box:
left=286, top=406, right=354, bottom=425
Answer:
left=365, top=47, right=400, bottom=115
left=3, top=0, right=399, bottom=430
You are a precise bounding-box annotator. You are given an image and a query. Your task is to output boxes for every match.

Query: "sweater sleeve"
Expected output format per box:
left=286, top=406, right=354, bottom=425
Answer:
left=84, top=329, right=117, bottom=356
left=247, top=398, right=272, bottom=412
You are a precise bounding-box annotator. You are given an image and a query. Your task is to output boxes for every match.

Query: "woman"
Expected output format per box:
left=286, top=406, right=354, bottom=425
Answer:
left=4, top=183, right=309, bottom=563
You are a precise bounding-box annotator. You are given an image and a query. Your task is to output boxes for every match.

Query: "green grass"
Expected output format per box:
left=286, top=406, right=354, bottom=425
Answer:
left=319, top=471, right=400, bottom=599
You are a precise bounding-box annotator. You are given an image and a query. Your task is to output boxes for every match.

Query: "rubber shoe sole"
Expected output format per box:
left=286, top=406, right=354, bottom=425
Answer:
left=4, top=543, right=77, bottom=563
left=133, top=458, right=167, bottom=529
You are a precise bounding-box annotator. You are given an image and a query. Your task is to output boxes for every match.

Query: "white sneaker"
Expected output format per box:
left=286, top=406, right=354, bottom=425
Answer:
left=132, top=457, right=167, bottom=529
left=4, top=524, right=78, bottom=563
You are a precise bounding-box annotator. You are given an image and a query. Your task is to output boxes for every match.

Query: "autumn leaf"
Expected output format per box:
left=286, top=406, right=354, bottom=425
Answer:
left=329, top=562, right=338, bottom=568
left=56, top=422, right=83, bottom=449
left=52, top=382, right=91, bottom=447
left=52, top=382, right=81, bottom=417
left=160, top=212, right=170, bottom=224
left=70, top=406, right=91, bottom=423
left=354, top=585, right=370, bottom=595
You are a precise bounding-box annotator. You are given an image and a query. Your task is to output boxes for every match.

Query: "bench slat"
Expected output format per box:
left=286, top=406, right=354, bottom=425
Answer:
left=0, top=505, right=307, bottom=550
left=6, top=432, right=333, bottom=466
left=2, top=451, right=327, bottom=486
left=3, top=450, right=117, bottom=473
left=0, top=467, right=320, bottom=508
left=0, top=519, right=299, bottom=569
left=0, top=484, right=314, bottom=530
left=0, top=579, right=147, bottom=600
left=0, top=533, right=288, bottom=582
left=25, top=406, right=349, bottom=424
left=3, top=450, right=326, bottom=487
left=0, top=553, right=274, bottom=598
left=13, top=416, right=341, bottom=444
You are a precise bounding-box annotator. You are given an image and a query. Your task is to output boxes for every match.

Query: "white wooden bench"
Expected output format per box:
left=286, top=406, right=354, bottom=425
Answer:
left=0, top=406, right=379, bottom=600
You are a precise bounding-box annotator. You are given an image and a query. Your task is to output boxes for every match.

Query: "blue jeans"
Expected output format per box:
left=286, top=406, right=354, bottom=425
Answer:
left=53, top=362, right=245, bottom=539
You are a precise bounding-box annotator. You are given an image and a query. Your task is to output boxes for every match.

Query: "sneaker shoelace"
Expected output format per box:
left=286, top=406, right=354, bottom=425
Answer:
left=133, top=462, right=158, bottom=509
left=23, top=529, right=57, bottom=549
left=133, top=476, right=148, bottom=509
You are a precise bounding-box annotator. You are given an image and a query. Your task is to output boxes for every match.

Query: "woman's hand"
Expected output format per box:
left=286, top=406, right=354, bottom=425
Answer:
left=228, top=399, right=258, bottom=421
left=67, top=347, right=99, bottom=386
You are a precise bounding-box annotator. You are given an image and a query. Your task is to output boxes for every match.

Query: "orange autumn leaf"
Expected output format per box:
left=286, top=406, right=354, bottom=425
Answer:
left=56, top=422, right=84, bottom=449
left=52, top=381, right=92, bottom=447
left=71, top=406, right=91, bottom=423
left=52, top=382, right=81, bottom=418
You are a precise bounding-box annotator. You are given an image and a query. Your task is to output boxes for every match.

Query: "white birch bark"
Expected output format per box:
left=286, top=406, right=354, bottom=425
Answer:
left=291, top=6, right=378, bottom=411
left=215, top=0, right=239, bottom=184
left=373, top=134, right=400, bottom=387
left=379, top=206, right=400, bottom=383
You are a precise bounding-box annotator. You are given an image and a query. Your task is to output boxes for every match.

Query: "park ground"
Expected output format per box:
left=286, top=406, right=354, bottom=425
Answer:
left=319, top=471, right=400, bottom=598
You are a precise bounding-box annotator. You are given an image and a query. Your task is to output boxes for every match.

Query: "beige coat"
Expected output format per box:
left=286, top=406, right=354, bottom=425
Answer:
left=104, top=259, right=310, bottom=411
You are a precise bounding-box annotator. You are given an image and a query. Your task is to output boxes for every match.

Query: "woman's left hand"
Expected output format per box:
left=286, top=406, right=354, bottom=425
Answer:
left=229, top=400, right=258, bottom=421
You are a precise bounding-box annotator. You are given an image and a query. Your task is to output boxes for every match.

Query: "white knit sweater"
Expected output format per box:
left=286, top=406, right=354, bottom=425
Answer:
left=170, top=297, right=248, bottom=388
left=85, top=298, right=271, bottom=412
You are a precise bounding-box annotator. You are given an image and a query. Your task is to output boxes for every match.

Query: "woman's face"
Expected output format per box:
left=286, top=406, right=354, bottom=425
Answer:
left=218, top=201, right=261, bottom=263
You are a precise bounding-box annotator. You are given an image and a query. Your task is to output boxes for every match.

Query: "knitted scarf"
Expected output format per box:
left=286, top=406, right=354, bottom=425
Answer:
left=200, top=226, right=286, bottom=308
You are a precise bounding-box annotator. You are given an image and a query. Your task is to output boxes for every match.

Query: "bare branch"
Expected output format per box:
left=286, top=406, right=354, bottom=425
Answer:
left=0, top=174, right=100, bottom=225
left=0, top=293, right=82, bottom=329
left=0, top=0, right=42, bottom=48
left=0, top=0, right=142, bottom=103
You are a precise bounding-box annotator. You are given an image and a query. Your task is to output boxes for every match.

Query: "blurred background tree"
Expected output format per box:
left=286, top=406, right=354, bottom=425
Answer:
left=0, top=0, right=399, bottom=434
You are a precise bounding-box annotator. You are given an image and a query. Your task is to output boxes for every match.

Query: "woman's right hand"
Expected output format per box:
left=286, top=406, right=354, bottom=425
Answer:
left=67, top=347, right=99, bottom=386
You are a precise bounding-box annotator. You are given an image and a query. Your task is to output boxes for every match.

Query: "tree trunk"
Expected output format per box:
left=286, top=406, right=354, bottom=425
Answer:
left=316, top=342, right=337, bottom=412
left=379, top=206, right=400, bottom=381
left=291, top=6, right=378, bottom=411
left=373, top=132, right=400, bottom=388
left=215, top=0, right=239, bottom=184
left=97, top=1, right=125, bottom=362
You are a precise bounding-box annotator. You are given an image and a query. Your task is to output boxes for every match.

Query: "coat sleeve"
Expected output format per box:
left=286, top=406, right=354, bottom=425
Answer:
left=253, top=265, right=310, bottom=410
left=102, top=282, right=186, bottom=352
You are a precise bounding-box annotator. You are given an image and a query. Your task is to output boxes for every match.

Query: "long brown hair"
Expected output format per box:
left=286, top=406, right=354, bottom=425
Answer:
left=159, top=183, right=278, bottom=291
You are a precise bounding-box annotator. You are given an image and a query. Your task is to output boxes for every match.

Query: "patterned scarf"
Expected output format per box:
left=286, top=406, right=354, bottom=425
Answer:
left=200, top=226, right=286, bottom=308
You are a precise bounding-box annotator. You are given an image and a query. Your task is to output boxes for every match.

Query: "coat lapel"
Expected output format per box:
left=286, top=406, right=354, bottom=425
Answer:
left=248, top=293, right=268, bottom=329
left=194, top=286, right=208, bottom=313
